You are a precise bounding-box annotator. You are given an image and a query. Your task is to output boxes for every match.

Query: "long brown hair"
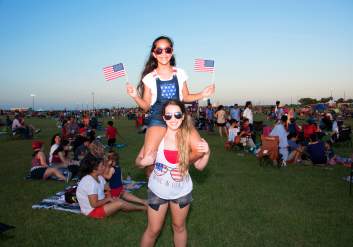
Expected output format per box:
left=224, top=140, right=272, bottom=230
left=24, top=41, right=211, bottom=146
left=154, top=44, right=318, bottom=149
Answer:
left=162, top=100, right=193, bottom=175
left=137, top=36, right=176, bottom=98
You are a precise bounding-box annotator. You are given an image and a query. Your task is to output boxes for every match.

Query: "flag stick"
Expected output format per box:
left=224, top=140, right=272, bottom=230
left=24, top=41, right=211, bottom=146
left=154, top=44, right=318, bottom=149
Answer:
left=124, top=63, right=129, bottom=83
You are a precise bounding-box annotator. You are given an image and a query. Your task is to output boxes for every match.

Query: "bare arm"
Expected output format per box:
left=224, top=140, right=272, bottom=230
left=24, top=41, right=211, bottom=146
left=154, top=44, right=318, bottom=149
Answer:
left=126, top=83, right=152, bottom=112
left=193, top=139, right=210, bottom=171
left=38, top=152, right=49, bottom=167
left=103, top=166, right=115, bottom=180
left=88, top=194, right=112, bottom=208
left=182, top=82, right=215, bottom=103
left=135, top=146, right=157, bottom=168
left=58, top=151, right=71, bottom=166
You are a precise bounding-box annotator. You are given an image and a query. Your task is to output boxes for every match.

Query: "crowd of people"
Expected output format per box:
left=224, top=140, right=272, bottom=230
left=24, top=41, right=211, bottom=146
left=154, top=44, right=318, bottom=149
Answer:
left=2, top=35, right=351, bottom=247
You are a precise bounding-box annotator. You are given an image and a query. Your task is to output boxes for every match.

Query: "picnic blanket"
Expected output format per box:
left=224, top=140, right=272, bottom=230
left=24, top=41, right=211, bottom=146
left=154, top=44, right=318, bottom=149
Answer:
left=32, top=180, right=147, bottom=214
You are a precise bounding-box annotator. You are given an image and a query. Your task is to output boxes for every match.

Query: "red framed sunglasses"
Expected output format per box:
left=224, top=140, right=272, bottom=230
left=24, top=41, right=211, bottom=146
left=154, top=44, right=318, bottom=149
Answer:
left=154, top=47, right=173, bottom=55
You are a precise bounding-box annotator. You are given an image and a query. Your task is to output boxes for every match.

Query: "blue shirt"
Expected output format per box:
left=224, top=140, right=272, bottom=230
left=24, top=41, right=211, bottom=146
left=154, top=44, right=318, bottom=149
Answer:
left=230, top=108, right=240, bottom=121
left=270, top=123, right=288, bottom=148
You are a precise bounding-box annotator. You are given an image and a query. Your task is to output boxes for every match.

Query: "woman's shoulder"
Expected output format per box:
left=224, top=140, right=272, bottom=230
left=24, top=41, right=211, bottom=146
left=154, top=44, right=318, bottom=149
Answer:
left=142, top=71, right=156, bottom=85
left=174, top=67, right=188, bottom=81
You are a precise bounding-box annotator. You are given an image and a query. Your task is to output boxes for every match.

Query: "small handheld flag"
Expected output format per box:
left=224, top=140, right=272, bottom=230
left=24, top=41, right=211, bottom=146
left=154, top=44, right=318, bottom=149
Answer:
left=194, top=59, right=215, bottom=73
left=103, top=63, right=126, bottom=81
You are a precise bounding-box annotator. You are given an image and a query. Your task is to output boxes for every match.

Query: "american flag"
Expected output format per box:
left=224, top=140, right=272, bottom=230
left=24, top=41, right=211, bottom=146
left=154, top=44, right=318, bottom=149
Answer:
left=194, top=59, right=215, bottom=72
left=154, top=162, right=168, bottom=176
left=103, top=63, right=126, bottom=81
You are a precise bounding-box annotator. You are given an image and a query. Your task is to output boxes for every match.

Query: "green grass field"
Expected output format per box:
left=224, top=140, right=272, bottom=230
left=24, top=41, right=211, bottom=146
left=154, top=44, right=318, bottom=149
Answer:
left=1, top=117, right=353, bottom=246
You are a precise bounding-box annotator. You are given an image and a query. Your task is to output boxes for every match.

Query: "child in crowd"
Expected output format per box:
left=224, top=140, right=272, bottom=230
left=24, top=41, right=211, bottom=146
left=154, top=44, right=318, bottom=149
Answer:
left=103, top=151, right=147, bottom=206
left=105, top=121, right=117, bottom=148
left=287, top=134, right=304, bottom=164
left=325, top=141, right=353, bottom=166
left=76, top=153, right=146, bottom=219
left=225, top=119, right=240, bottom=150
left=238, top=119, right=256, bottom=150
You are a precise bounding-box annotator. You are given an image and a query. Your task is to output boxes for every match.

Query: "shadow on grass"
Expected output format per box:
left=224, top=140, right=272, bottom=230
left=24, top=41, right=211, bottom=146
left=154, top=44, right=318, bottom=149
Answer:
left=189, top=166, right=210, bottom=184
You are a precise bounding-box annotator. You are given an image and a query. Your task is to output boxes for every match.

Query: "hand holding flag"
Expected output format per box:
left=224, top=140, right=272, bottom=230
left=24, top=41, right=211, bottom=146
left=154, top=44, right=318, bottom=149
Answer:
left=126, top=83, right=138, bottom=98
left=201, top=84, right=215, bottom=98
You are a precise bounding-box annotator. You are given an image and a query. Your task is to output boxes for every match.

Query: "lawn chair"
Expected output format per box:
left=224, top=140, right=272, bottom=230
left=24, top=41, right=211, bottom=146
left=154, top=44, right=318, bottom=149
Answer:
left=257, top=135, right=280, bottom=167
left=336, top=126, right=352, bottom=147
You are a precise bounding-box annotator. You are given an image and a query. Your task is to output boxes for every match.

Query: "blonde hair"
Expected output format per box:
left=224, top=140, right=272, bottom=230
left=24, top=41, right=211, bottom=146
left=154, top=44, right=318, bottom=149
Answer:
left=162, top=100, right=193, bottom=175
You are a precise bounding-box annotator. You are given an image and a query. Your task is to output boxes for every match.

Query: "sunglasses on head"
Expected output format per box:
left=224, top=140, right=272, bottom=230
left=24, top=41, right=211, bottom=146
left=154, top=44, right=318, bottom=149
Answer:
left=154, top=47, right=173, bottom=55
left=164, top=112, right=183, bottom=121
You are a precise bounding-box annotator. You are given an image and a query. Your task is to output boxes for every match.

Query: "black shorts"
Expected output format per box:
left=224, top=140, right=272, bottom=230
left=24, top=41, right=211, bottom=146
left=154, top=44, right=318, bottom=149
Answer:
left=30, top=167, right=47, bottom=179
left=147, top=189, right=193, bottom=211
left=107, top=138, right=116, bottom=147
left=216, top=122, right=226, bottom=127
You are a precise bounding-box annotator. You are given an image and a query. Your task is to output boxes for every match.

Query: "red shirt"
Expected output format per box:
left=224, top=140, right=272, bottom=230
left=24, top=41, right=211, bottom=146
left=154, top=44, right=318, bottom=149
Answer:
left=106, top=126, right=117, bottom=139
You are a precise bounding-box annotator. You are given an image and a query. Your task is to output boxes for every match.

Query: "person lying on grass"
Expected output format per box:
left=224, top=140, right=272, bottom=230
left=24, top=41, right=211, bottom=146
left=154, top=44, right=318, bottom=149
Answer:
left=76, top=153, right=146, bottom=219
left=103, top=150, right=147, bottom=206
left=30, top=141, right=66, bottom=181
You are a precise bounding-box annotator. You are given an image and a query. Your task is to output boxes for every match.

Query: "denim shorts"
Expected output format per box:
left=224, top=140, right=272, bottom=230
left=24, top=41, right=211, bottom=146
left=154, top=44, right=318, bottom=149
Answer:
left=147, top=189, right=193, bottom=211
left=148, top=117, right=167, bottom=128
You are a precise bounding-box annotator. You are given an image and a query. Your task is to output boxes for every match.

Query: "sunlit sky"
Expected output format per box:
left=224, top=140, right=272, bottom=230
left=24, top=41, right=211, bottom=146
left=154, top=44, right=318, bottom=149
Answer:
left=0, top=0, right=352, bottom=110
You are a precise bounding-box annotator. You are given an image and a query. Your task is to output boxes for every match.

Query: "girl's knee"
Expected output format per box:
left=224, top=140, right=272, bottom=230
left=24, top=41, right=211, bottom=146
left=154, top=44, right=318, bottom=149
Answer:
left=172, top=222, right=186, bottom=234
left=146, top=225, right=162, bottom=238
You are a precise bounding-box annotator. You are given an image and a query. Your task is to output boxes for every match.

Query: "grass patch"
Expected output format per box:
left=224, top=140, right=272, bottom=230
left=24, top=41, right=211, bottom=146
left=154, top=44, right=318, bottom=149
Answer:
left=0, top=116, right=353, bottom=246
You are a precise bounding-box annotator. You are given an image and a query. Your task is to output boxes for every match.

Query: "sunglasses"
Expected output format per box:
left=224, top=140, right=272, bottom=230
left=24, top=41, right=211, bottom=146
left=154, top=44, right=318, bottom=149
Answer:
left=164, top=112, right=183, bottom=121
left=154, top=47, right=173, bottom=55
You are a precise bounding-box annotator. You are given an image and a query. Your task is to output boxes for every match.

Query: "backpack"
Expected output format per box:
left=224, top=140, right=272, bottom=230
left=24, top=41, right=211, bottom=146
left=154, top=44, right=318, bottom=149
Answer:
left=64, top=186, right=78, bottom=204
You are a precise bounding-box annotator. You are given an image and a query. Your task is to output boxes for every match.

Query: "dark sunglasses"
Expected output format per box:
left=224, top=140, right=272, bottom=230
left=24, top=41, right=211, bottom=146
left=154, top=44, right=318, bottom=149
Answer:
left=164, top=112, right=183, bottom=121
left=154, top=47, right=173, bottom=55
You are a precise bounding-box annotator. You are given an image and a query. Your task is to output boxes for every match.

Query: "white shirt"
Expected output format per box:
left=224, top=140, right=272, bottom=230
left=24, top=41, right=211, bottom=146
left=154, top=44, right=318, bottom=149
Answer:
left=76, top=175, right=106, bottom=215
left=142, top=67, right=188, bottom=106
left=148, top=138, right=193, bottom=200
left=270, top=123, right=288, bottom=148
left=228, top=127, right=240, bottom=142
left=12, top=118, right=22, bottom=130
left=49, top=144, right=59, bottom=163
left=242, top=108, right=253, bottom=124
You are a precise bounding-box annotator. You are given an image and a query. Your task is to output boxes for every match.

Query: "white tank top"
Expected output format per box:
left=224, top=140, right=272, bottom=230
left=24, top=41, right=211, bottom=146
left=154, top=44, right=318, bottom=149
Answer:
left=148, top=138, right=193, bottom=200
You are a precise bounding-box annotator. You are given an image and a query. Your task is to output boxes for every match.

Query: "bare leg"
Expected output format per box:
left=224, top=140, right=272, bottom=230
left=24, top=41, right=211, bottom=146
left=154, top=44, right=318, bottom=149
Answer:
left=43, top=168, right=65, bottom=181
left=139, top=126, right=166, bottom=177
left=141, top=203, right=169, bottom=247
left=121, top=191, right=148, bottom=207
left=104, top=198, right=146, bottom=216
left=170, top=202, right=190, bottom=247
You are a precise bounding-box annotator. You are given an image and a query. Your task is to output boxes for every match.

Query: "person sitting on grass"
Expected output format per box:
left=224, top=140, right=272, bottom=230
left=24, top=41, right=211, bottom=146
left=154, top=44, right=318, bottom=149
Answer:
left=270, top=115, right=289, bottom=166
left=287, top=134, right=304, bottom=164
left=30, top=141, right=66, bottom=181
left=306, top=133, right=327, bottom=165
left=73, top=137, right=90, bottom=161
left=325, top=140, right=353, bottom=166
left=76, top=153, right=146, bottom=219
left=238, top=118, right=256, bottom=150
left=225, top=119, right=240, bottom=150
left=50, top=139, right=80, bottom=180
left=103, top=150, right=147, bottom=206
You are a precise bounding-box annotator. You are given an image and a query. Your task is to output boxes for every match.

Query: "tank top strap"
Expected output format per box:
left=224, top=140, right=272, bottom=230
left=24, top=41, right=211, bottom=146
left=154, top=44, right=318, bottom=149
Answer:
left=172, top=67, right=177, bottom=75
left=152, top=70, right=158, bottom=78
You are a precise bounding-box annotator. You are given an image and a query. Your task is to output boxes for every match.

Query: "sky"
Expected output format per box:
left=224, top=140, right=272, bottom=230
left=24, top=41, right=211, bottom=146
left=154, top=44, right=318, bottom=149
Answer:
left=0, top=0, right=352, bottom=110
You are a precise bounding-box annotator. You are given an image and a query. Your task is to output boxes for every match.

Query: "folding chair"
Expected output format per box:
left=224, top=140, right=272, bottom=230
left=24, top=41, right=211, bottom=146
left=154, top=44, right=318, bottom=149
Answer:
left=257, top=135, right=280, bottom=167
left=337, top=126, right=352, bottom=147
